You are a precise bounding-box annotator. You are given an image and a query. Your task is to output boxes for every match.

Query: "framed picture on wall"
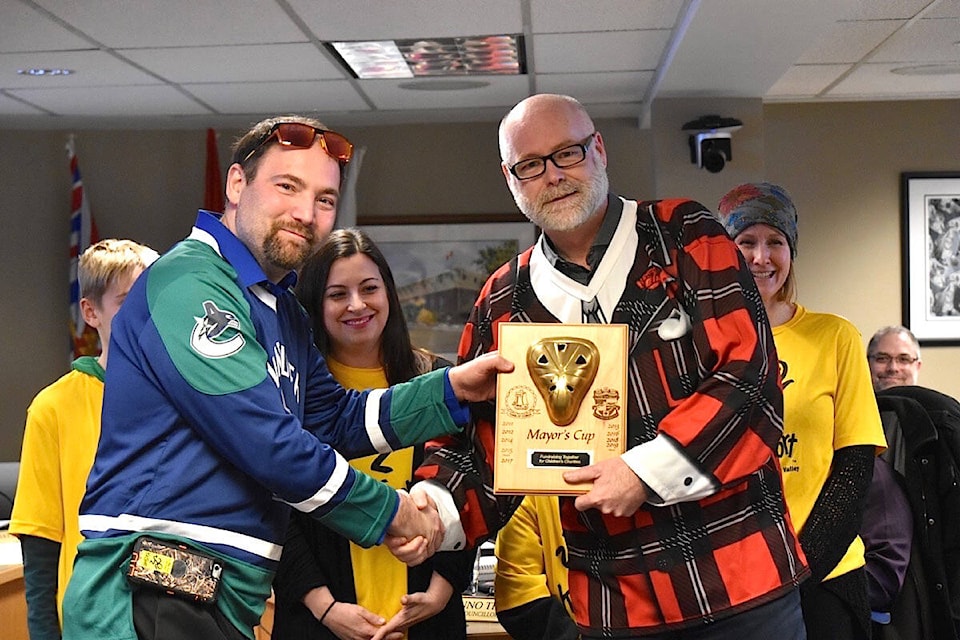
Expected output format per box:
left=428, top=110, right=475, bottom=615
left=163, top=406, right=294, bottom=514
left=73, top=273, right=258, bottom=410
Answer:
left=359, top=214, right=537, bottom=360
left=901, top=172, right=960, bottom=345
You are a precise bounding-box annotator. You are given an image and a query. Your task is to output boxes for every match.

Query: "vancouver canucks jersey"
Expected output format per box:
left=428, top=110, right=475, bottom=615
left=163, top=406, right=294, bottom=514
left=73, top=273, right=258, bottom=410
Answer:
left=79, top=211, right=462, bottom=569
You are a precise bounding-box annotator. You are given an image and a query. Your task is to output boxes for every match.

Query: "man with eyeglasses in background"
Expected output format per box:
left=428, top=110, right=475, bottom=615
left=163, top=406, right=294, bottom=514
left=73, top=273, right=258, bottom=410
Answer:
left=860, top=324, right=923, bottom=636
left=867, top=325, right=922, bottom=392
left=60, top=115, right=512, bottom=640
left=407, top=94, right=808, bottom=640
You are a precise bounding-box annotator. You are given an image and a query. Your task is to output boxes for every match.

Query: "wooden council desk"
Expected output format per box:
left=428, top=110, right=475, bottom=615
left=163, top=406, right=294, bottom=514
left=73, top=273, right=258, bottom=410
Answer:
left=466, top=620, right=510, bottom=638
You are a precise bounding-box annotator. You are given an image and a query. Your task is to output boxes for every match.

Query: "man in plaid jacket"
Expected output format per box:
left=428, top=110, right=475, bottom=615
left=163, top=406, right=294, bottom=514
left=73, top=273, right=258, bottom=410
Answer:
left=407, top=94, right=809, bottom=639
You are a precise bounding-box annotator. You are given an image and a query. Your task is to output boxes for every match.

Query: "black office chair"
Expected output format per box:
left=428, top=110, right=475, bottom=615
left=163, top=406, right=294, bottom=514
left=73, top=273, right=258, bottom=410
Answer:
left=0, top=461, right=18, bottom=522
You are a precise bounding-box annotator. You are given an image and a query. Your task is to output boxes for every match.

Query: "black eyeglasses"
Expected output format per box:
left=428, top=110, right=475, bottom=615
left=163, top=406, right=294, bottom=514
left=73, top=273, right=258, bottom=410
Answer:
left=242, top=122, right=354, bottom=165
left=507, top=132, right=597, bottom=180
left=868, top=353, right=920, bottom=366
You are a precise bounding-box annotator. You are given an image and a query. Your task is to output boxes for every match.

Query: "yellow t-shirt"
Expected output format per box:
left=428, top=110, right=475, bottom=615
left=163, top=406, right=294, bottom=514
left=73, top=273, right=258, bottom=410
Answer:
left=494, top=495, right=572, bottom=617
left=10, top=356, right=104, bottom=621
left=325, top=358, right=414, bottom=629
left=773, top=305, right=885, bottom=581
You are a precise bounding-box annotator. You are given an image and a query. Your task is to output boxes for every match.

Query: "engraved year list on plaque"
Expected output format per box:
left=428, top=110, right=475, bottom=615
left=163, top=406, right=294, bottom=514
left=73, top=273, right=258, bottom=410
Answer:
left=494, top=323, right=627, bottom=494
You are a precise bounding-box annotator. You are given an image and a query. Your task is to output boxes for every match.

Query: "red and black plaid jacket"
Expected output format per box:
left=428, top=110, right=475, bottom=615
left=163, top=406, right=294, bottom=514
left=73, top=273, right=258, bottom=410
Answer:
left=419, top=197, right=808, bottom=636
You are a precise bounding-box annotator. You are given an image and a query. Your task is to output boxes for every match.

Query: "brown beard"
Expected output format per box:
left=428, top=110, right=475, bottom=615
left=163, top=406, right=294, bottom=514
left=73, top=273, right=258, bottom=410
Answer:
left=262, top=220, right=316, bottom=271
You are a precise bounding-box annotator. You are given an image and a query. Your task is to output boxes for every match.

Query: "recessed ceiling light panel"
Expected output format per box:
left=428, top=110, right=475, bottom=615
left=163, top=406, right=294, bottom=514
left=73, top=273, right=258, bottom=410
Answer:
left=330, top=41, right=412, bottom=79
left=329, top=34, right=524, bottom=79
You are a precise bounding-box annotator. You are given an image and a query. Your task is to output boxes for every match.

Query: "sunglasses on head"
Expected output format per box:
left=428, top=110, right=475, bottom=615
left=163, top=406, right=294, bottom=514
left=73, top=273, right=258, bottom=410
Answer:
left=242, top=122, right=354, bottom=164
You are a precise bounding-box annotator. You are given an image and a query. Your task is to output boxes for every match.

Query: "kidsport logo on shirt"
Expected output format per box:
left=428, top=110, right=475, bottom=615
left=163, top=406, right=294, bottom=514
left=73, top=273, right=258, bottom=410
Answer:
left=190, top=300, right=245, bottom=358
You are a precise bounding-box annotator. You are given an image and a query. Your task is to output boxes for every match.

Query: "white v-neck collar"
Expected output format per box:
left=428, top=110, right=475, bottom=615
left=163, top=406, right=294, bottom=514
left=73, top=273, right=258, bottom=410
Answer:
left=529, top=198, right=638, bottom=323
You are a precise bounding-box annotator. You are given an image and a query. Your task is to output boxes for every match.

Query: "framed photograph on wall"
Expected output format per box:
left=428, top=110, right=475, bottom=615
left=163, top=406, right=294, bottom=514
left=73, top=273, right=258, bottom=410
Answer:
left=901, top=172, right=960, bottom=345
left=360, top=214, right=537, bottom=359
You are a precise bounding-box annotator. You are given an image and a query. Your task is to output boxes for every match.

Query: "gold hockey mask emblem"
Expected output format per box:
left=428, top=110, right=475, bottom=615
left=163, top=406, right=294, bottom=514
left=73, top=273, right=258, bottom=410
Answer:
left=526, top=337, right=599, bottom=426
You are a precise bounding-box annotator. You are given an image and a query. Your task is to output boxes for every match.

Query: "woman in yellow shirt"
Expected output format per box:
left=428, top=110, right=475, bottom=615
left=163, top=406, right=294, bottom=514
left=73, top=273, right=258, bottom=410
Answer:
left=272, top=228, right=473, bottom=640
left=718, top=183, right=885, bottom=640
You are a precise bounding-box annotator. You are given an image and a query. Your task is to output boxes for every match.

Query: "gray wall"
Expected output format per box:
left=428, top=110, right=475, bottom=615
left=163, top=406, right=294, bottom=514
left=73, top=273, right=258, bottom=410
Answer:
left=1, top=99, right=958, bottom=459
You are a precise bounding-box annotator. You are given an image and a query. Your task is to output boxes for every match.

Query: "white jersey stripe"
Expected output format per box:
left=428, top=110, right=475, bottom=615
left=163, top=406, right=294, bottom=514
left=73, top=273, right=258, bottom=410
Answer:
left=286, top=452, right=351, bottom=513
left=365, top=388, right=391, bottom=453
left=79, top=512, right=283, bottom=561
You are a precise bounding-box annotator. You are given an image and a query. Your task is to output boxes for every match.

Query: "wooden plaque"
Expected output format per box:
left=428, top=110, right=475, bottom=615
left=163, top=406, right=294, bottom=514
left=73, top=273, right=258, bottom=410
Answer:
left=494, top=323, right=628, bottom=494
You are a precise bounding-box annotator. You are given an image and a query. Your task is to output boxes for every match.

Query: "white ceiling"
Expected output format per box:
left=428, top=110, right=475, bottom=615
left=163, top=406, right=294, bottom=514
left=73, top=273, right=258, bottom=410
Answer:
left=1, top=0, right=958, bottom=130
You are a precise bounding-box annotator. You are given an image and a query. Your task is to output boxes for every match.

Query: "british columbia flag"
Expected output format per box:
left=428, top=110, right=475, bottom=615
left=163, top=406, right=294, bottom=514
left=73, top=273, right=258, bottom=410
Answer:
left=67, top=135, right=100, bottom=359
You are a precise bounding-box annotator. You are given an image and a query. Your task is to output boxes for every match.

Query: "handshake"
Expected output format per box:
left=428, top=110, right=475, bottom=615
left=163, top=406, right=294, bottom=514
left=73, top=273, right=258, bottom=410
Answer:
left=383, top=488, right=446, bottom=566
left=379, top=352, right=516, bottom=566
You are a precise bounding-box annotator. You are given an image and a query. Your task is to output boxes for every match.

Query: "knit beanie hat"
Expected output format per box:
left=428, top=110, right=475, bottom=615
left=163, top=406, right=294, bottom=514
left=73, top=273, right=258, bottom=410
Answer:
left=716, top=182, right=798, bottom=257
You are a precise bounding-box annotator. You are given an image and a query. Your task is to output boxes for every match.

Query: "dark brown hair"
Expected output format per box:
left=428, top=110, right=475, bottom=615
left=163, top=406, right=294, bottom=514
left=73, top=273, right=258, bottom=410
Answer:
left=296, top=228, right=431, bottom=383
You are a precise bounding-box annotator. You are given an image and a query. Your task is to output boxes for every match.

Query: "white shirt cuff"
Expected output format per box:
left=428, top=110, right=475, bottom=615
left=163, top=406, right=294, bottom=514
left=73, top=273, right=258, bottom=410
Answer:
left=621, top=434, right=716, bottom=505
left=410, top=480, right=467, bottom=551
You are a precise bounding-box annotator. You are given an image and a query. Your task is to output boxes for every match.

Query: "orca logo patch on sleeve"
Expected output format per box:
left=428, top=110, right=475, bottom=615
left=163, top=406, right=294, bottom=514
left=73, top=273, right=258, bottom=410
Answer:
left=190, top=300, right=245, bottom=358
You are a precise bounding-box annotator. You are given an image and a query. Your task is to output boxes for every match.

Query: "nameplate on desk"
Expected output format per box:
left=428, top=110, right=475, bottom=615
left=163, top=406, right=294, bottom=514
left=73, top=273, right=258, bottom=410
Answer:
left=494, top=323, right=628, bottom=495
left=463, top=595, right=498, bottom=622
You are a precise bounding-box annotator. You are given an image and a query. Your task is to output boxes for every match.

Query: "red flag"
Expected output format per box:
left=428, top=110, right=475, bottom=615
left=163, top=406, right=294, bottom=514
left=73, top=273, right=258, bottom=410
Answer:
left=67, top=135, right=101, bottom=360
left=203, top=128, right=225, bottom=212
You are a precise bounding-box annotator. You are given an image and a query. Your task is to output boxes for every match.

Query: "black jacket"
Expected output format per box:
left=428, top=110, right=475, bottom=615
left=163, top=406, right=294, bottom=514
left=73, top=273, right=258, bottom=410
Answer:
left=875, top=385, right=960, bottom=640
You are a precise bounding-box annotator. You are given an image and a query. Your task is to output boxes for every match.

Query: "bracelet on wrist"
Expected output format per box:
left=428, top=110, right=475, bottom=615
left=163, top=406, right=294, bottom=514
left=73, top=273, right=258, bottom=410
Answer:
left=319, top=600, right=337, bottom=625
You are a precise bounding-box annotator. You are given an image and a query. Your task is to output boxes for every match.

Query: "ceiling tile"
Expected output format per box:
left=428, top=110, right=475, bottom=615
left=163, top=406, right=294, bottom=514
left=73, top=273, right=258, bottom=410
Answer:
left=842, top=0, right=932, bottom=20
left=533, top=30, right=668, bottom=73
left=286, top=0, right=523, bottom=40
left=31, top=0, right=307, bottom=47
left=184, top=79, right=371, bottom=115
left=359, top=75, right=529, bottom=109
left=8, top=84, right=210, bottom=116
left=661, top=0, right=854, bottom=97
left=870, top=18, right=960, bottom=62
left=0, top=2, right=91, bottom=53
left=796, top=20, right=903, bottom=64
left=122, top=44, right=346, bottom=83
left=536, top=71, right=652, bottom=103
left=923, top=0, right=960, bottom=18
left=827, top=62, right=960, bottom=97
left=765, top=64, right=852, bottom=98
left=0, top=50, right=161, bottom=88
left=1, top=0, right=959, bottom=128
left=530, top=0, right=683, bottom=33
left=0, top=92, right=48, bottom=115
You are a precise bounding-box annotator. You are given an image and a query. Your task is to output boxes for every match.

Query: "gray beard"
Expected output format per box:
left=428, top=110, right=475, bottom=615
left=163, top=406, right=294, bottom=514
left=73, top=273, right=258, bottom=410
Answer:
left=514, top=169, right=609, bottom=232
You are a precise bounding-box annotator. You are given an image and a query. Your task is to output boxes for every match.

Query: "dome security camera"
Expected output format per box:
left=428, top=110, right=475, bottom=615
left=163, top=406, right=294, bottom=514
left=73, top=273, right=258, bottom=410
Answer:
left=691, top=132, right=732, bottom=173
left=682, top=116, right=743, bottom=173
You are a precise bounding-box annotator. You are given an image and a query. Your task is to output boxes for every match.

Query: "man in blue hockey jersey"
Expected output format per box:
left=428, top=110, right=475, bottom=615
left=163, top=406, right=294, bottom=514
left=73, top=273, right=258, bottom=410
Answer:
left=62, top=116, right=512, bottom=640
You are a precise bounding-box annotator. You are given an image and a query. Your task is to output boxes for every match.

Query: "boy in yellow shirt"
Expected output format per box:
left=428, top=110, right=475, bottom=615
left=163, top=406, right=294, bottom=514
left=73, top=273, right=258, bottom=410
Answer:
left=10, top=239, right=157, bottom=640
